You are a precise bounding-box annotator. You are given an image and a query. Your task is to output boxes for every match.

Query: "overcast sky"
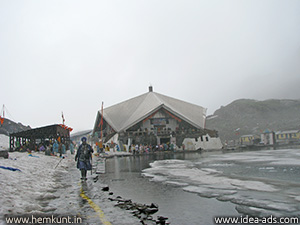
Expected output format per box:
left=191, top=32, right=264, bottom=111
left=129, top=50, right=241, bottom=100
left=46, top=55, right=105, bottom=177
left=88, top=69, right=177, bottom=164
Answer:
left=1, top=0, right=300, bottom=133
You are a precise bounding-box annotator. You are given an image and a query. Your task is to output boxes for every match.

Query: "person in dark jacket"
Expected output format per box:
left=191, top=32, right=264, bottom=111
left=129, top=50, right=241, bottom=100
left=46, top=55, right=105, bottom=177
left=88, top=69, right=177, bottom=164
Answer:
left=75, top=137, right=93, bottom=180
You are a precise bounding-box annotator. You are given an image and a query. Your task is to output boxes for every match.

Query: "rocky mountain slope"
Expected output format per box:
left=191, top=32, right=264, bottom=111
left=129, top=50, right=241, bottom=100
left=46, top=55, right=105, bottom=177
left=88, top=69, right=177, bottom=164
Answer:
left=0, top=118, right=31, bottom=136
left=206, top=99, right=300, bottom=142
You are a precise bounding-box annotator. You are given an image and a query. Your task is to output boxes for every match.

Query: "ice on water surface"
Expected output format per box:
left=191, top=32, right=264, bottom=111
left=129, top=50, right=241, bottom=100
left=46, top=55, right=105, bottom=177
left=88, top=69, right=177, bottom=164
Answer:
left=142, top=149, right=300, bottom=217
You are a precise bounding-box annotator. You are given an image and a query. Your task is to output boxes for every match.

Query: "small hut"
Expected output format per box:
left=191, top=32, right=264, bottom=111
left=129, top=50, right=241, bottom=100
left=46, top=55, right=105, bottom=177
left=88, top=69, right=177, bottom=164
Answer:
left=9, top=124, right=70, bottom=151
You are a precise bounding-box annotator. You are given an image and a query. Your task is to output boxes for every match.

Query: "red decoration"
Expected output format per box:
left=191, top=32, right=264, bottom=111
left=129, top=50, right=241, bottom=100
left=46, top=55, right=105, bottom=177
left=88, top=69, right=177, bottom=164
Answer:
left=163, top=109, right=182, bottom=122
left=143, top=110, right=159, bottom=123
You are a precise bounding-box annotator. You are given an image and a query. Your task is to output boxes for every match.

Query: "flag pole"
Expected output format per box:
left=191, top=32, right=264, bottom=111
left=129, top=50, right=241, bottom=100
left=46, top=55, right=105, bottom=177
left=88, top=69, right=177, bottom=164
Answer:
left=62, top=111, right=65, bottom=125
left=203, top=108, right=207, bottom=129
left=100, top=102, right=104, bottom=141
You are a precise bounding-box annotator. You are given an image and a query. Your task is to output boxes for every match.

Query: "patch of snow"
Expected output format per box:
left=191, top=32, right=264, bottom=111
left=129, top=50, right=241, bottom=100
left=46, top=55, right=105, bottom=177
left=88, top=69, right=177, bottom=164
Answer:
left=0, top=134, right=9, bottom=150
left=0, top=151, right=140, bottom=225
left=142, top=151, right=300, bottom=217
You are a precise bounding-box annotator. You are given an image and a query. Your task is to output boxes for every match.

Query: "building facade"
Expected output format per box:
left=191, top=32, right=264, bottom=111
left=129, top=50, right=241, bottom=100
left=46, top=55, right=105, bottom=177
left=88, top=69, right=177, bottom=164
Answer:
left=275, top=130, right=300, bottom=144
left=240, top=134, right=256, bottom=145
left=92, top=86, right=222, bottom=151
left=260, top=129, right=276, bottom=145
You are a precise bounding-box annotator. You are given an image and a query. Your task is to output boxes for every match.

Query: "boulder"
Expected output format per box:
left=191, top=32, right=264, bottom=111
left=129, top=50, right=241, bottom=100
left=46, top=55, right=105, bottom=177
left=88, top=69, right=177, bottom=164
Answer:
left=0, top=150, right=8, bottom=159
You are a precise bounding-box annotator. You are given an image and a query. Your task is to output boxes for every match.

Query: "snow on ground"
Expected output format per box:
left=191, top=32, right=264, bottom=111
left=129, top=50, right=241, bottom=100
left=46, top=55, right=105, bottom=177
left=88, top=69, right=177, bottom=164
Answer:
left=0, top=152, right=68, bottom=223
left=0, top=135, right=140, bottom=225
left=144, top=160, right=278, bottom=193
left=0, top=134, right=9, bottom=150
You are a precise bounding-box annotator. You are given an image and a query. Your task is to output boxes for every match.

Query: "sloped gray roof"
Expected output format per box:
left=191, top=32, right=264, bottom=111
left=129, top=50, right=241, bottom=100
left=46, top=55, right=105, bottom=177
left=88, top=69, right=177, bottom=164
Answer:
left=71, top=129, right=93, bottom=138
left=94, top=90, right=206, bottom=132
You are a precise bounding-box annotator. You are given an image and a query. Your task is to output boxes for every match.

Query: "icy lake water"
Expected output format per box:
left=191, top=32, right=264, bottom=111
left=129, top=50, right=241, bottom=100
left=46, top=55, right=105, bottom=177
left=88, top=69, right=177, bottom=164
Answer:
left=100, top=149, right=300, bottom=225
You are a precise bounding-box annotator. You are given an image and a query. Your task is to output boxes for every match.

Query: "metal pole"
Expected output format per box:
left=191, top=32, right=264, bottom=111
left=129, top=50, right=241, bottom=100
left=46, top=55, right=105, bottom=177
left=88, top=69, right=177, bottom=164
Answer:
left=90, top=154, right=93, bottom=175
left=54, top=157, right=63, bottom=169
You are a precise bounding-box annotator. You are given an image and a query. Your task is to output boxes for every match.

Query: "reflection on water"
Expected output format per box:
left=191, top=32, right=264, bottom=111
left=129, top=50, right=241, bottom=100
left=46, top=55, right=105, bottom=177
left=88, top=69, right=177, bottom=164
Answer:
left=106, top=151, right=218, bottom=173
left=100, top=152, right=238, bottom=225
left=100, top=149, right=300, bottom=224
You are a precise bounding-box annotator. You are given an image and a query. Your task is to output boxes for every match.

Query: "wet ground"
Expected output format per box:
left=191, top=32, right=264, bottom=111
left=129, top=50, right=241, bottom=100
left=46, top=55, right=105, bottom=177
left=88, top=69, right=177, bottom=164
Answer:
left=45, top=159, right=141, bottom=225
left=42, top=148, right=300, bottom=225
left=100, top=149, right=300, bottom=225
left=99, top=152, right=238, bottom=225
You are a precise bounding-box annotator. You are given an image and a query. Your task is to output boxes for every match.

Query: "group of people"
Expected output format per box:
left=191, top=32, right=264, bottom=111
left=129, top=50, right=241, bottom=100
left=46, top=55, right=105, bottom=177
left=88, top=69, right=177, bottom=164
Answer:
left=14, top=138, right=75, bottom=157
left=13, top=136, right=93, bottom=181
left=92, top=142, right=178, bottom=155
left=129, top=143, right=176, bottom=154
left=95, top=143, right=111, bottom=154
left=45, top=140, right=75, bottom=157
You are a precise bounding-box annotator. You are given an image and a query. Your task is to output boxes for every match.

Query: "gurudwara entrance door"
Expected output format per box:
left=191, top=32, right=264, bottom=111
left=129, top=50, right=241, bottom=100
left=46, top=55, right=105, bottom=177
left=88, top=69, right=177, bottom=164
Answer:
left=160, top=137, right=170, bottom=144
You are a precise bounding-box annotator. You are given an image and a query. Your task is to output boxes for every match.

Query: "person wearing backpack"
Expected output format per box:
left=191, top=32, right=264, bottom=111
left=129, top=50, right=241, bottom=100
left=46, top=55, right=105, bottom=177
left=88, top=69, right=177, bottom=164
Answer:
left=75, top=137, right=93, bottom=180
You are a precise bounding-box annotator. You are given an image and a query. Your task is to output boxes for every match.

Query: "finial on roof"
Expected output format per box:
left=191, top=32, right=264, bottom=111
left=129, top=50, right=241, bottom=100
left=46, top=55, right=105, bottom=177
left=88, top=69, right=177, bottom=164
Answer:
left=149, top=85, right=153, bottom=92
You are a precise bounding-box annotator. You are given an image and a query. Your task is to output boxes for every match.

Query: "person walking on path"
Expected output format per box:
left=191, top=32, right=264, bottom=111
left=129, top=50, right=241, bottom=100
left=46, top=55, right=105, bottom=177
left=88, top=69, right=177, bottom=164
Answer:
left=75, top=137, right=93, bottom=180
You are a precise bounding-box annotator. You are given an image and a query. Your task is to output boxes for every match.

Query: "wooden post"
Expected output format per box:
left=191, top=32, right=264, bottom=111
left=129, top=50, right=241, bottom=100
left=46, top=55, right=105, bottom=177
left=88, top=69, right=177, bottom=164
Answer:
left=22, top=138, right=26, bottom=146
left=9, top=135, right=14, bottom=151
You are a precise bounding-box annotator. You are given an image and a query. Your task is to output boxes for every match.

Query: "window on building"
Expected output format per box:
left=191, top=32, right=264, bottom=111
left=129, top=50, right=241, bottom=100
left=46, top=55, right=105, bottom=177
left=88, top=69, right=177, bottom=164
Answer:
left=206, top=137, right=209, bottom=141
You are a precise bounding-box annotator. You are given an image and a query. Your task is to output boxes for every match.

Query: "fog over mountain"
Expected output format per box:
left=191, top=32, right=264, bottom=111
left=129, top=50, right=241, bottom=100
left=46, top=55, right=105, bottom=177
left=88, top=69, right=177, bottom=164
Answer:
left=206, top=99, right=300, bottom=142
